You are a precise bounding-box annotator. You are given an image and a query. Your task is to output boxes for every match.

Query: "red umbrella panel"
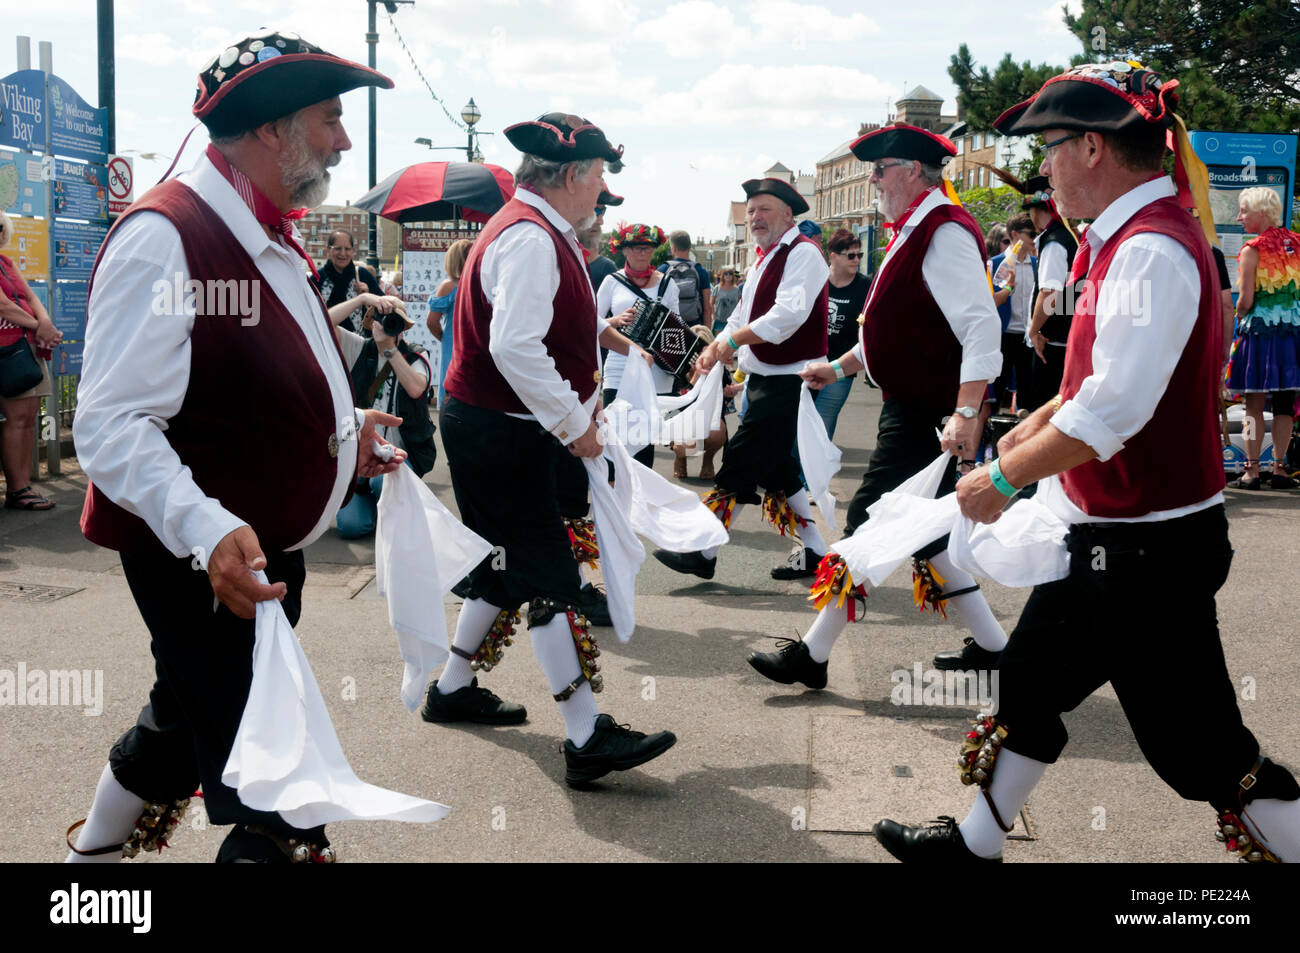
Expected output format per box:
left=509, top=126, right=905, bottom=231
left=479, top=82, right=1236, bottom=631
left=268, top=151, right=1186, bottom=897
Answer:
left=356, top=161, right=516, bottom=224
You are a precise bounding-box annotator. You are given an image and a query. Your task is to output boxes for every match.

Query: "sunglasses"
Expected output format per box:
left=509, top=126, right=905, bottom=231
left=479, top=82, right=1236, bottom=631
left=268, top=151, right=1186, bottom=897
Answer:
left=839, top=251, right=863, bottom=260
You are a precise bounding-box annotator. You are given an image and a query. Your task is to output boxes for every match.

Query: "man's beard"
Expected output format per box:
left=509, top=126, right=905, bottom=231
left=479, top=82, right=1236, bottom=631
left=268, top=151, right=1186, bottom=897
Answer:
left=279, top=132, right=340, bottom=209
left=575, top=212, right=597, bottom=235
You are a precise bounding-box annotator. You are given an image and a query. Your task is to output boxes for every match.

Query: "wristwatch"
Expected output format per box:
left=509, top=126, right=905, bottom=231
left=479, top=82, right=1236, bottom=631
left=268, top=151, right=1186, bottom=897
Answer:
left=953, top=406, right=979, bottom=419
left=382, top=348, right=395, bottom=360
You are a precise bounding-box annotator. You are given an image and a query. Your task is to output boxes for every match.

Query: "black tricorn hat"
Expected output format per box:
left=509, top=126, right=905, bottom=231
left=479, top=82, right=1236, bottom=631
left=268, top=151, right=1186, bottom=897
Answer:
left=994, top=62, right=1179, bottom=136
left=597, top=189, right=624, bottom=207
left=1021, top=175, right=1053, bottom=209
left=504, top=113, right=624, bottom=166
left=742, top=177, right=809, bottom=215
left=193, top=30, right=393, bottom=138
left=850, top=123, right=956, bottom=166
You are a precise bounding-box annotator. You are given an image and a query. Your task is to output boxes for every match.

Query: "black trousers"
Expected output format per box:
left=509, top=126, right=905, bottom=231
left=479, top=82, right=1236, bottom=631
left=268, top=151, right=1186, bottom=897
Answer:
left=843, top=398, right=956, bottom=559
left=441, top=397, right=584, bottom=609
left=715, top=372, right=804, bottom=502
left=1027, top=343, right=1067, bottom=413
left=995, top=331, right=1035, bottom=409
left=995, top=505, right=1279, bottom=809
left=109, top=546, right=324, bottom=843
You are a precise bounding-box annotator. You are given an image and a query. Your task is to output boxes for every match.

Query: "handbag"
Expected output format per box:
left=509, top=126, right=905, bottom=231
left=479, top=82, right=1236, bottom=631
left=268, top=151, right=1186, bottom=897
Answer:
left=0, top=336, right=43, bottom=398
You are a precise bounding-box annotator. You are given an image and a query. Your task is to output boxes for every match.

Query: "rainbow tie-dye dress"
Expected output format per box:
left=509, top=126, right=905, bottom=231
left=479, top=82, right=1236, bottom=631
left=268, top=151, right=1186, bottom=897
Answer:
left=1226, top=227, right=1300, bottom=394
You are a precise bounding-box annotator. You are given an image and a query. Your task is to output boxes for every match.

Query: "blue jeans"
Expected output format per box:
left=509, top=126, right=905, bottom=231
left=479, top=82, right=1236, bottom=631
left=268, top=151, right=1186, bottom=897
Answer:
left=335, top=459, right=416, bottom=538
left=811, top=375, right=853, bottom=441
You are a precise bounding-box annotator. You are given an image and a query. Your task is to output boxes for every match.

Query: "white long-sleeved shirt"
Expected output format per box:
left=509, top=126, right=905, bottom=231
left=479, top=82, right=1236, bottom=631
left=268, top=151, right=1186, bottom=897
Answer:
left=597, top=272, right=681, bottom=394
left=74, top=153, right=361, bottom=564
left=1039, top=175, right=1223, bottom=524
left=853, top=187, right=1003, bottom=386
left=479, top=188, right=606, bottom=444
left=1034, top=230, right=1071, bottom=348
left=725, top=225, right=829, bottom=376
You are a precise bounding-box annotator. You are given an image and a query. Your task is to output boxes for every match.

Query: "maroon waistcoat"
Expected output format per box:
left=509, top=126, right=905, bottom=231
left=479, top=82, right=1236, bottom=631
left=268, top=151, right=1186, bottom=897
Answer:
left=860, top=203, right=986, bottom=411
left=80, top=180, right=350, bottom=555
left=443, top=198, right=598, bottom=413
left=746, top=235, right=829, bottom=367
left=1058, top=195, right=1224, bottom=517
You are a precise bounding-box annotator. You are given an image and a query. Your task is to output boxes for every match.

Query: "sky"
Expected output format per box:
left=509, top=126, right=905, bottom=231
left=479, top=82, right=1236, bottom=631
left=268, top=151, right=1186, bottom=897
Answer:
left=5, top=0, right=1086, bottom=242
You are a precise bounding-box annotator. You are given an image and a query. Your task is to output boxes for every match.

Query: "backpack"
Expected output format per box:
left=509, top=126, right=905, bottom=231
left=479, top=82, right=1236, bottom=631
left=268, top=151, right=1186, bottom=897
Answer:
left=663, top=260, right=702, bottom=324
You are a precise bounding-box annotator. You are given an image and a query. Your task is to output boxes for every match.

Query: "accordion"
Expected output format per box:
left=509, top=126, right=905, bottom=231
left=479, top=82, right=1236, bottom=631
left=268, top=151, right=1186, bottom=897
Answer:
left=625, top=299, right=705, bottom=382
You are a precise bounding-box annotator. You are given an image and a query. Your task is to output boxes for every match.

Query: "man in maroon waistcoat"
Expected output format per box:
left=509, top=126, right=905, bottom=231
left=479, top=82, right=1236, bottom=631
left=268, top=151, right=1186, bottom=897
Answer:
left=746, top=125, right=1009, bottom=692
left=426, top=113, right=676, bottom=788
left=875, top=64, right=1300, bottom=864
left=65, top=32, right=406, bottom=863
left=652, top=177, right=832, bottom=582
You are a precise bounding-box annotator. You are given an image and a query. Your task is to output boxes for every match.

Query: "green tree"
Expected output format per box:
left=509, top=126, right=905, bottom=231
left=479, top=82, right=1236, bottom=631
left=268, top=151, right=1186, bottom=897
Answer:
left=956, top=186, right=1025, bottom=238
left=1064, top=0, right=1300, bottom=131
left=650, top=242, right=671, bottom=268
left=948, top=44, right=1065, bottom=131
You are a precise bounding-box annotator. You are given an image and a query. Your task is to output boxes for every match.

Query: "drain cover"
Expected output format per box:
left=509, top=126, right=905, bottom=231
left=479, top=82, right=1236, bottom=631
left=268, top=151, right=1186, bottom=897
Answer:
left=0, top=581, right=83, bottom=603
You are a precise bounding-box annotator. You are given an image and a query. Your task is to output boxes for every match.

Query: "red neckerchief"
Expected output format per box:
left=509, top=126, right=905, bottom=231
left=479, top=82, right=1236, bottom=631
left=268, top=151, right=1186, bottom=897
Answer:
left=205, top=145, right=318, bottom=280
left=883, top=186, right=938, bottom=253
left=754, top=242, right=777, bottom=264
left=623, top=264, right=656, bottom=282
left=1067, top=225, right=1091, bottom=284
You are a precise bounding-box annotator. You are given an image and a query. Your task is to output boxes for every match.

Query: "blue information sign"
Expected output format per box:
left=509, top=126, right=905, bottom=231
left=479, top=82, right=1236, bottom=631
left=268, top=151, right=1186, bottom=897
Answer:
left=51, top=339, right=84, bottom=376
left=1189, top=131, right=1298, bottom=292
left=0, top=70, right=48, bottom=153
left=0, top=149, right=48, bottom=217
left=52, top=158, right=108, bottom=222
left=48, top=75, right=108, bottom=163
left=51, top=220, right=108, bottom=281
left=27, top=280, right=49, bottom=312
left=52, top=281, right=88, bottom=338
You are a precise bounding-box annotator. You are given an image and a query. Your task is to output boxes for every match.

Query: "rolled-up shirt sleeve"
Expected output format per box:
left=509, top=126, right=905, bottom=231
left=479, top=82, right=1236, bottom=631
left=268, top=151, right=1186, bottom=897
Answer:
left=74, top=213, right=247, bottom=562
left=484, top=224, right=590, bottom=443
left=1051, top=234, right=1199, bottom=461
left=746, top=243, right=829, bottom=344
left=1037, top=241, right=1069, bottom=292
left=923, top=222, right=1003, bottom=384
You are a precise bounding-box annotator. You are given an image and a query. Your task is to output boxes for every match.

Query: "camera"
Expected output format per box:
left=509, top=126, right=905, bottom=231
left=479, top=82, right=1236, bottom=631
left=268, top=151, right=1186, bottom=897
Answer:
left=380, top=312, right=407, bottom=337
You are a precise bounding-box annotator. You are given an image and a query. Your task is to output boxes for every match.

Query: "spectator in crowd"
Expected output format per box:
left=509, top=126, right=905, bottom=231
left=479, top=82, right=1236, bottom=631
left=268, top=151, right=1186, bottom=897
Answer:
left=658, top=230, right=712, bottom=327
left=584, top=189, right=621, bottom=288
left=984, top=223, right=1010, bottom=258
left=1021, top=176, right=1079, bottom=412
left=0, top=211, right=61, bottom=510
left=818, top=228, right=870, bottom=440
left=333, top=299, right=437, bottom=537
left=426, top=238, right=473, bottom=408
left=1226, top=186, right=1299, bottom=489
left=712, top=267, right=741, bottom=334
left=314, top=228, right=381, bottom=333
left=989, top=213, right=1037, bottom=412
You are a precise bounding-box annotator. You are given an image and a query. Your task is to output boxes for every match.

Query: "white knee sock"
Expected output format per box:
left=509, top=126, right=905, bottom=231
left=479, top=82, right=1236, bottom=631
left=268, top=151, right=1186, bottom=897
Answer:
left=803, top=599, right=854, bottom=663
left=702, top=504, right=744, bottom=559
left=958, top=749, right=1048, bottom=859
left=788, top=490, right=826, bottom=555
left=928, top=551, right=1008, bottom=652
left=65, top=763, right=144, bottom=863
left=1241, top=798, right=1300, bottom=863
left=437, top=597, right=505, bottom=695
left=531, top=614, right=600, bottom=746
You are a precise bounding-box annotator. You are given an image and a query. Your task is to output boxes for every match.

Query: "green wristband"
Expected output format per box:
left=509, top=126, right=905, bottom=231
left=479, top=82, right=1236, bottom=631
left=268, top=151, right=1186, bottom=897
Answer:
left=989, top=458, right=1020, bottom=498
left=727, top=334, right=740, bottom=350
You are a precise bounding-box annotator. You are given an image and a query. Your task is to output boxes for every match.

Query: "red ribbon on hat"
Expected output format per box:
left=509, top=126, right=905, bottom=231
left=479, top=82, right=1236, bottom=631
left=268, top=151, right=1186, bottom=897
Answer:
left=205, top=144, right=318, bottom=279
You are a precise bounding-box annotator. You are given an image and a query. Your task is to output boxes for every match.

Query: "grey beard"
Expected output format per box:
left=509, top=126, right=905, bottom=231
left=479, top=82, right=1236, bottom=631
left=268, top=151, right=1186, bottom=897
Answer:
left=289, top=171, right=331, bottom=209
left=575, top=212, right=597, bottom=234
left=280, top=144, right=340, bottom=210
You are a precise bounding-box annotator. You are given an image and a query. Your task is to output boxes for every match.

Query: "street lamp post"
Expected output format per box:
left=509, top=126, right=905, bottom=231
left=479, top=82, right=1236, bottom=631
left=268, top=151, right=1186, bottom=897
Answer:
left=415, top=99, right=493, bottom=163
left=366, top=0, right=414, bottom=270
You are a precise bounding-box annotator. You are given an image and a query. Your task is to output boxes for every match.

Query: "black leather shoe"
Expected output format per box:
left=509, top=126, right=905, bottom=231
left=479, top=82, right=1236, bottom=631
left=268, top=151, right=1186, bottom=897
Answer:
left=563, top=715, right=677, bottom=787
left=578, top=583, right=613, bottom=627
left=421, top=677, right=527, bottom=725
left=771, top=547, right=823, bottom=581
left=746, top=637, right=828, bottom=689
left=932, top=637, right=1002, bottom=672
left=873, top=816, right=1002, bottom=863
left=652, top=548, right=716, bottom=580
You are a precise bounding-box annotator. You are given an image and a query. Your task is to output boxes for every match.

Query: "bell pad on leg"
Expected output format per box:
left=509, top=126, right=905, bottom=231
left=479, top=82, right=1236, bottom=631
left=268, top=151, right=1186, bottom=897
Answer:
left=529, top=598, right=603, bottom=700
left=563, top=517, right=600, bottom=568
left=449, top=608, right=521, bottom=674
left=67, top=795, right=197, bottom=859
left=809, top=553, right=868, bottom=621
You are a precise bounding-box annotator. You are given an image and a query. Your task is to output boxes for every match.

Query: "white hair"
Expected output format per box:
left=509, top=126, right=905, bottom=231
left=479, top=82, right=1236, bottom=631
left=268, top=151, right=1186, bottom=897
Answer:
left=1240, top=187, right=1283, bottom=227
left=515, top=154, right=599, bottom=190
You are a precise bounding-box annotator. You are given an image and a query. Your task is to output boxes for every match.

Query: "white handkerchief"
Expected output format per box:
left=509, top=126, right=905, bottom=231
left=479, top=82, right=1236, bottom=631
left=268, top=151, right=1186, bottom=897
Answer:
left=610, top=352, right=660, bottom=455
left=584, top=434, right=644, bottom=642
left=797, top=383, right=842, bottom=531
left=659, top=363, right=724, bottom=445
left=375, top=464, right=494, bottom=711
left=949, top=497, right=1070, bottom=587
left=222, top=571, right=450, bottom=827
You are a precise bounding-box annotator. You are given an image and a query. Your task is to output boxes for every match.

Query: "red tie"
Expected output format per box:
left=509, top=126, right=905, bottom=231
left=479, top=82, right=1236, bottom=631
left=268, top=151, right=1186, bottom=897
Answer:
left=205, top=145, right=319, bottom=280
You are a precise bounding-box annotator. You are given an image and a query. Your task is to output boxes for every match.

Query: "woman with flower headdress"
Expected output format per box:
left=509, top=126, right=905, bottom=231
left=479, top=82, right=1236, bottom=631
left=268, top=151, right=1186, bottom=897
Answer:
left=597, top=223, right=681, bottom=467
left=1226, top=186, right=1299, bottom=489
